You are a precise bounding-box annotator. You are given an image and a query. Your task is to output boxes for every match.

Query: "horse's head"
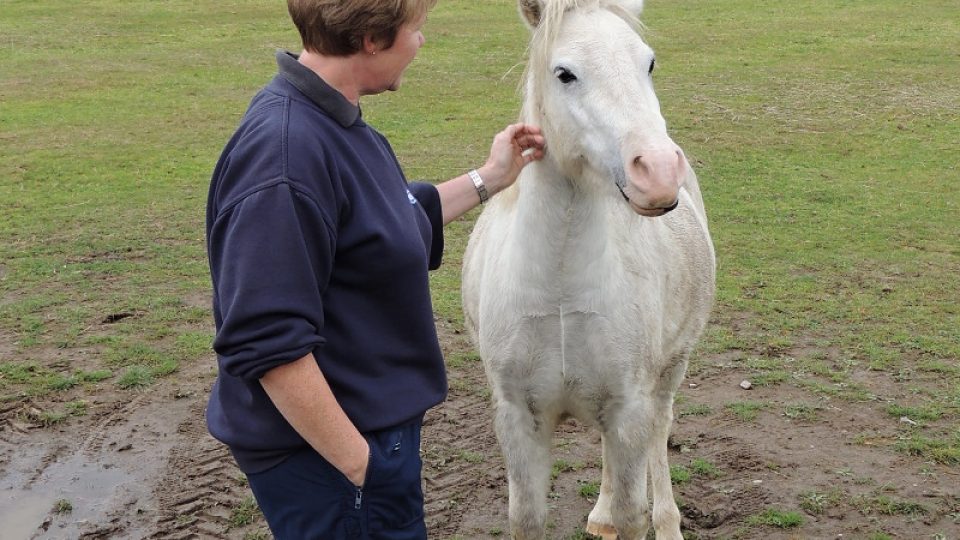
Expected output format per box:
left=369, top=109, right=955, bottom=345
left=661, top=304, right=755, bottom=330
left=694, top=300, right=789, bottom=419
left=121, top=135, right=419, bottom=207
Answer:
left=519, top=0, right=686, bottom=217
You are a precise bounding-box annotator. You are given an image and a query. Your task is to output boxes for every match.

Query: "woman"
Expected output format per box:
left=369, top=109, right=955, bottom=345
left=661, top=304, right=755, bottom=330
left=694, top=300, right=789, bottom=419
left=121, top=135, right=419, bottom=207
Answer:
left=204, top=0, right=545, bottom=538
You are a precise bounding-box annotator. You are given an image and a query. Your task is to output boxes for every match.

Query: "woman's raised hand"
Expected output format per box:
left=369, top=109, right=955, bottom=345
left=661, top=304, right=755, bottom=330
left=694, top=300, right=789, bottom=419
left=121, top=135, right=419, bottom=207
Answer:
left=478, top=123, right=546, bottom=195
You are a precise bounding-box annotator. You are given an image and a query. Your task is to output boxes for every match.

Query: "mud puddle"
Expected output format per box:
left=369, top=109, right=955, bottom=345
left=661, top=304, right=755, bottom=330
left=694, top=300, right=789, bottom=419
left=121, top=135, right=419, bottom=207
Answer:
left=0, top=390, right=196, bottom=539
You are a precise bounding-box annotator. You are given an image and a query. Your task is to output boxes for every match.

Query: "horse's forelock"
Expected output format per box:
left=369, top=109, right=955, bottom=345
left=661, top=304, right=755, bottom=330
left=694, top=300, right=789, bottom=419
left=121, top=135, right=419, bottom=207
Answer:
left=521, top=0, right=643, bottom=118
left=523, top=0, right=590, bottom=109
left=529, top=0, right=589, bottom=63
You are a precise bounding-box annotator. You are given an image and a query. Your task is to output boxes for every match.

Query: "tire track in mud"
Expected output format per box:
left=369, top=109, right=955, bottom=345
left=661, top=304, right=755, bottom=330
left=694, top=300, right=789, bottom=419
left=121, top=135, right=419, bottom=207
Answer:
left=78, top=393, right=150, bottom=456
left=423, top=324, right=508, bottom=537
left=145, top=369, right=504, bottom=539
left=0, top=400, right=57, bottom=480
left=21, top=394, right=151, bottom=499
left=140, top=374, right=503, bottom=538
left=148, top=345, right=505, bottom=538
left=0, top=392, right=199, bottom=539
left=422, top=361, right=505, bottom=538
left=148, top=403, right=266, bottom=539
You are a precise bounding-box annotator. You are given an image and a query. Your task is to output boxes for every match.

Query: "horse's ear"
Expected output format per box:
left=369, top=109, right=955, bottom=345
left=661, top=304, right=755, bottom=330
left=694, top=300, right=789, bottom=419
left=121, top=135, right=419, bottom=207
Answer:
left=604, top=0, right=645, bottom=16
left=518, top=0, right=544, bottom=28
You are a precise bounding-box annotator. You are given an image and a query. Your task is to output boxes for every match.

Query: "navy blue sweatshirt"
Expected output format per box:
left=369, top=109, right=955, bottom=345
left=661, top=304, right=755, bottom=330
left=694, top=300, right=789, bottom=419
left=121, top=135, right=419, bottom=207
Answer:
left=205, top=51, right=447, bottom=473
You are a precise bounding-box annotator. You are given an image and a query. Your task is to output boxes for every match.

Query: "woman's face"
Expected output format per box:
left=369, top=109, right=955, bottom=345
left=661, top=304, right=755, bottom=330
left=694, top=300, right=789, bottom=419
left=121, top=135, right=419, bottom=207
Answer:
left=368, top=11, right=427, bottom=93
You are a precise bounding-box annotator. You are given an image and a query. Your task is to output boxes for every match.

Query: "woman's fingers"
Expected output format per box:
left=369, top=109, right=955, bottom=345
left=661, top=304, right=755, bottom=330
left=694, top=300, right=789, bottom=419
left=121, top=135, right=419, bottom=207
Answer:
left=507, top=123, right=546, bottom=154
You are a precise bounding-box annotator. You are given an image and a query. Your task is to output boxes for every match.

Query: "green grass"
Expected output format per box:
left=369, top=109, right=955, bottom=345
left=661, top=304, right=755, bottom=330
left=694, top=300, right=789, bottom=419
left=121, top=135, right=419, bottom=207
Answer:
left=116, top=365, right=155, bottom=389
left=577, top=481, right=600, bottom=499
left=0, top=0, right=955, bottom=392
left=798, top=489, right=844, bottom=515
left=458, top=450, right=485, bottom=463
left=853, top=492, right=929, bottom=517
left=646, top=0, right=960, bottom=423
left=53, top=499, right=73, bottom=515
left=670, top=464, right=691, bottom=485
left=688, top=458, right=720, bottom=478
left=23, top=399, right=88, bottom=427
left=746, top=509, right=804, bottom=529
left=678, top=403, right=712, bottom=418
left=885, top=403, right=944, bottom=422
left=894, top=433, right=960, bottom=465
left=229, top=496, right=260, bottom=528
left=672, top=458, right=721, bottom=486
left=566, top=529, right=593, bottom=540
left=551, top=459, right=583, bottom=480
left=725, top=401, right=768, bottom=422
left=783, top=403, right=822, bottom=422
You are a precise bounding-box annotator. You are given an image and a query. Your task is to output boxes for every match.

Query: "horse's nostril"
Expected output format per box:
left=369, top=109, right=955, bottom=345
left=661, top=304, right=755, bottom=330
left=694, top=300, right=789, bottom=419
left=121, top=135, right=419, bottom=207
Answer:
left=633, top=156, right=643, bottom=167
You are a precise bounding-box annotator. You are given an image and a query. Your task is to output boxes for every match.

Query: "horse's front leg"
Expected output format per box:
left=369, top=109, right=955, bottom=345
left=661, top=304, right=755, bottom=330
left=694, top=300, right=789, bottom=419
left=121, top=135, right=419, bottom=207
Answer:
left=591, top=403, right=653, bottom=540
left=647, top=400, right=682, bottom=540
left=493, top=396, right=553, bottom=540
left=585, top=435, right=617, bottom=539
left=648, top=358, right=688, bottom=540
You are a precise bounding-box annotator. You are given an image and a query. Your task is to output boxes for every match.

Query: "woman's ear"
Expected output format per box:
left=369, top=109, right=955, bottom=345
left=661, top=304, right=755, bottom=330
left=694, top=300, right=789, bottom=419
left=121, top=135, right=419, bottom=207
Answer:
left=362, top=34, right=380, bottom=55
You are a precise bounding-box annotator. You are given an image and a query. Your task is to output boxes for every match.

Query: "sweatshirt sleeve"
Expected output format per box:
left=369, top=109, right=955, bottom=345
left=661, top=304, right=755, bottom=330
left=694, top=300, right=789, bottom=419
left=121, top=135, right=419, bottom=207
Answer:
left=208, top=182, right=333, bottom=380
left=407, top=181, right=444, bottom=270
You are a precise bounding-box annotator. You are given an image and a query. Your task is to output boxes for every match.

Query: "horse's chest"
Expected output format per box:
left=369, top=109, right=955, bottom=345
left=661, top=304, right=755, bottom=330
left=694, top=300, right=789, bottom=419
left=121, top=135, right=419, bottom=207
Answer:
left=503, top=240, right=645, bottom=316
left=481, top=309, right=655, bottom=431
left=490, top=310, right=648, bottom=405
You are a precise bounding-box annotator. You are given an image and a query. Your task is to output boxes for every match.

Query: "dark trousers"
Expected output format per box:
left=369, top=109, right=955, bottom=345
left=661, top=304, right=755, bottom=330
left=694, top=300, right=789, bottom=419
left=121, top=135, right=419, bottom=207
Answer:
left=246, top=416, right=427, bottom=540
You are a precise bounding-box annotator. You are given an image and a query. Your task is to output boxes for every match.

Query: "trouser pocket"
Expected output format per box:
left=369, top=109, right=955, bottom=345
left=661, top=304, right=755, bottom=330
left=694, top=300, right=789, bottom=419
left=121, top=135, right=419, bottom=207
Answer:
left=361, top=417, right=427, bottom=537
left=246, top=447, right=356, bottom=540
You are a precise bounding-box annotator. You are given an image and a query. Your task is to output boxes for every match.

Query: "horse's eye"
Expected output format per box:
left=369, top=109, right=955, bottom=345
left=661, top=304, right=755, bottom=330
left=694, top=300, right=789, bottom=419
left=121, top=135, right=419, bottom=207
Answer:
left=648, top=58, right=656, bottom=75
left=555, top=67, right=578, bottom=84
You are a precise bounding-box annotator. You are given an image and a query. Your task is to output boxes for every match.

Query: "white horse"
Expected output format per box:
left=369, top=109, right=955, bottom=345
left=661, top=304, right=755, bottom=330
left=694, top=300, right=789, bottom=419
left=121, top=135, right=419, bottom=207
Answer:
left=461, top=0, right=715, bottom=538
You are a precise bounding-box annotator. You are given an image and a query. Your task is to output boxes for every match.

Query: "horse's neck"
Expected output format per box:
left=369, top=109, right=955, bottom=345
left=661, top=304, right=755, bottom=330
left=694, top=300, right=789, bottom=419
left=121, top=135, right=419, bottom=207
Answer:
left=512, top=159, right=618, bottom=262
left=514, top=102, right=609, bottom=233
left=498, top=158, right=633, bottom=313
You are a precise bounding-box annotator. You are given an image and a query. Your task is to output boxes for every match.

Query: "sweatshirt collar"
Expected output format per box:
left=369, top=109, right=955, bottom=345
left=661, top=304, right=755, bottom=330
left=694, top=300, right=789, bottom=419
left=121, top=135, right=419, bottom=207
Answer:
left=276, top=50, right=361, bottom=128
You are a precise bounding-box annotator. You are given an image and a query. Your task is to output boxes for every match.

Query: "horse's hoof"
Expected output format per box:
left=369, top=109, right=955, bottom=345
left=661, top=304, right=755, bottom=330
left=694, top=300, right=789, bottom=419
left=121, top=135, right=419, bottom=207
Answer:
left=585, top=521, right=618, bottom=539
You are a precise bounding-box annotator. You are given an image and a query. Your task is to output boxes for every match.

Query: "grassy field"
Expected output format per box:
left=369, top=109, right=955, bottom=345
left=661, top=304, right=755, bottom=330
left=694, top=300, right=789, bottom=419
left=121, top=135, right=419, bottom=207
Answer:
left=1, top=0, right=958, bottom=537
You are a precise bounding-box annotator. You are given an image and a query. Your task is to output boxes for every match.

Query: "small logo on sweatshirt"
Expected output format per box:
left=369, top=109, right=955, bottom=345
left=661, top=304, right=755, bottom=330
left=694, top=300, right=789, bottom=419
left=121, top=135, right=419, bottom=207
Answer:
left=406, top=189, right=417, bottom=205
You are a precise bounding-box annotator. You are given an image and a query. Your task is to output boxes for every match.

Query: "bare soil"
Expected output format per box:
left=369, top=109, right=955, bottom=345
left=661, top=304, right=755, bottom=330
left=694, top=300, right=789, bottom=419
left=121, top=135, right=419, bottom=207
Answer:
left=1, top=319, right=957, bottom=539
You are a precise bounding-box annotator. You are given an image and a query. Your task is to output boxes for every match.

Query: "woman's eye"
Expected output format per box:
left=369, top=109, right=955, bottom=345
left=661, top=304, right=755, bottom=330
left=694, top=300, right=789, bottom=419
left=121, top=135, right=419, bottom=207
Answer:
left=555, top=67, right=578, bottom=84
left=648, top=58, right=656, bottom=75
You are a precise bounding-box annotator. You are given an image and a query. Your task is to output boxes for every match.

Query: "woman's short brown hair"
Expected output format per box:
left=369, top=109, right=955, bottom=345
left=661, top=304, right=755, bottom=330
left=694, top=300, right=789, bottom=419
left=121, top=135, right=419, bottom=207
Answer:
left=288, top=0, right=437, bottom=56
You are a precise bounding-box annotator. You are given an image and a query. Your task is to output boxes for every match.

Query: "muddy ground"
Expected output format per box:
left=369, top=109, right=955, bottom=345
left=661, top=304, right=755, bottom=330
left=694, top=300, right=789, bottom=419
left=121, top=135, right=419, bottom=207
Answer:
left=1, top=318, right=957, bottom=540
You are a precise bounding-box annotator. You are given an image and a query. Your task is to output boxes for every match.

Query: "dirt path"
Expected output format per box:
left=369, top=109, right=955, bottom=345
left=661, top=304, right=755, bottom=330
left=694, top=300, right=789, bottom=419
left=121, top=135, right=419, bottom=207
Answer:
left=1, top=328, right=957, bottom=539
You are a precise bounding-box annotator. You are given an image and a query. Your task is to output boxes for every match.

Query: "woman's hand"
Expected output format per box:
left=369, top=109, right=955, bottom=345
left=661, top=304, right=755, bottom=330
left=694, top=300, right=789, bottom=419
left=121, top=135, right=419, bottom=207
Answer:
left=436, top=124, right=546, bottom=224
left=477, top=123, right=546, bottom=195
left=259, top=353, right=370, bottom=488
